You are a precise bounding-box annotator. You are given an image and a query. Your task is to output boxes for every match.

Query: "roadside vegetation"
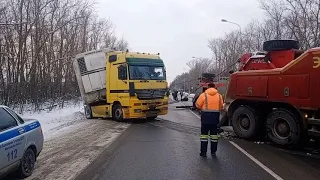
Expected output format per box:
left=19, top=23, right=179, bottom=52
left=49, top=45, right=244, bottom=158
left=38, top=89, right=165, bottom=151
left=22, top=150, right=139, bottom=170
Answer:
left=0, top=0, right=128, bottom=112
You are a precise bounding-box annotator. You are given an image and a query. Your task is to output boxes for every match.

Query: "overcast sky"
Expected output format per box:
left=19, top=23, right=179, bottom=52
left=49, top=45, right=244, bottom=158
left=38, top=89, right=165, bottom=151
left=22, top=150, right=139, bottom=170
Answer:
left=96, top=0, right=265, bottom=83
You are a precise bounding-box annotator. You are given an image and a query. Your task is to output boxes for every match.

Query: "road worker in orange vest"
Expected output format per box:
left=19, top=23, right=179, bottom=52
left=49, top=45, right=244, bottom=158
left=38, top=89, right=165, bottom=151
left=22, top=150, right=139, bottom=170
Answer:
left=195, top=83, right=224, bottom=157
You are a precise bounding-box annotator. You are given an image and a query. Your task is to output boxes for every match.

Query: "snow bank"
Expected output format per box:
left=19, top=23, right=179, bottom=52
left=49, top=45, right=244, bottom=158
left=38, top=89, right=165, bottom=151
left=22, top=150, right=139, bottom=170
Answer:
left=21, top=102, right=85, bottom=139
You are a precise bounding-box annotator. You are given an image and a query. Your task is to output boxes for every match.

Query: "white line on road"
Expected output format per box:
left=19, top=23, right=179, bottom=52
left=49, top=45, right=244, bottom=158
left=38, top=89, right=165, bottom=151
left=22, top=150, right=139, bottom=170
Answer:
left=189, top=109, right=201, bottom=118
left=229, top=141, right=283, bottom=180
left=182, top=101, right=284, bottom=180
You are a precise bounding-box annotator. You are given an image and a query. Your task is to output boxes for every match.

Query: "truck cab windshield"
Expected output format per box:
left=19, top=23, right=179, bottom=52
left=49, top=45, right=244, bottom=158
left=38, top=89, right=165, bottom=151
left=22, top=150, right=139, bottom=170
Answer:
left=129, top=66, right=166, bottom=80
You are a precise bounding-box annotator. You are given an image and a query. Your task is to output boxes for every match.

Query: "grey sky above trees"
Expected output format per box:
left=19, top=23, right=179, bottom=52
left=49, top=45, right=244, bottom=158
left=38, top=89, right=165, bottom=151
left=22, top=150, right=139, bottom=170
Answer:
left=95, top=0, right=265, bottom=84
left=169, top=0, right=320, bottom=91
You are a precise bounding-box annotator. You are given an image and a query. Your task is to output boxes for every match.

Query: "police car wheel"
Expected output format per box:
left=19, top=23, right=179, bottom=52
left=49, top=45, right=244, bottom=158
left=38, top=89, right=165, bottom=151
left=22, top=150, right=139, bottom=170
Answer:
left=112, top=104, right=124, bottom=122
left=18, top=148, right=36, bottom=178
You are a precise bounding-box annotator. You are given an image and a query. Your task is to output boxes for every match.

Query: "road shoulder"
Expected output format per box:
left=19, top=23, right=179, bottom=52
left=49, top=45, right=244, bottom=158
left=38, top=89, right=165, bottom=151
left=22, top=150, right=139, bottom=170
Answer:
left=74, top=124, right=136, bottom=180
left=26, top=119, right=129, bottom=180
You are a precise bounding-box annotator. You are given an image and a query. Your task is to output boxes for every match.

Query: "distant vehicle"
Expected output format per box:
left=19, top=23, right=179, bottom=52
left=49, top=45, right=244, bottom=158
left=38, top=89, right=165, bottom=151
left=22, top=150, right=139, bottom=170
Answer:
left=0, top=106, right=43, bottom=178
left=73, top=49, right=169, bottom=121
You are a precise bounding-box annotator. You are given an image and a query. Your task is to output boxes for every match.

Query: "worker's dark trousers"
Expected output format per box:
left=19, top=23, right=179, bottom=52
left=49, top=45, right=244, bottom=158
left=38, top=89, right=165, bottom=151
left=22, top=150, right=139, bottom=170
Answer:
left=200, top=123, right=218, bottom=154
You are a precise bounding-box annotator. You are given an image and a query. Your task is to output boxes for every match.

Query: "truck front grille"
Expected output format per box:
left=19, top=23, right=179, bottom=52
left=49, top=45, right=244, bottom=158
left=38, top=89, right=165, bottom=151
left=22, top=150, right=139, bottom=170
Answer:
left=135, top=89, right=167, bottom=100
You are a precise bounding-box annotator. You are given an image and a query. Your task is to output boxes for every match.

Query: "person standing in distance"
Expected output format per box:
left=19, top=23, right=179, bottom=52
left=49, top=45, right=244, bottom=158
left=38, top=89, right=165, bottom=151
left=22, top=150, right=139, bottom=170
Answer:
left=195, top=83, right=224, bottom=157
left=180, top=91, right=183, bottom=101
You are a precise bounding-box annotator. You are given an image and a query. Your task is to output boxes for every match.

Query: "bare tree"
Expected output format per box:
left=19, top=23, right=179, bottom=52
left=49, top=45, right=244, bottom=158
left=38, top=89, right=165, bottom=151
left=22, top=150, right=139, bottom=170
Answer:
left=0, top=0, right=129, bottom=112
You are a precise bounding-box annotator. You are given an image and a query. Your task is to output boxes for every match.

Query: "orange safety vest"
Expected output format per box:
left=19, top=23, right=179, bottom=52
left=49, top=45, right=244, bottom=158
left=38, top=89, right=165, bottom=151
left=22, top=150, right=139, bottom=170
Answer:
left=195, top=88, right=224, bottom=112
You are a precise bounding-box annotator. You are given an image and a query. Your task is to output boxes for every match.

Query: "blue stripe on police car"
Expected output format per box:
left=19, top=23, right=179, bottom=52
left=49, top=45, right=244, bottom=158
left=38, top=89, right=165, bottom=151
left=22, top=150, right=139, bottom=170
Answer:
left=0, top=121, right=40, bottom=144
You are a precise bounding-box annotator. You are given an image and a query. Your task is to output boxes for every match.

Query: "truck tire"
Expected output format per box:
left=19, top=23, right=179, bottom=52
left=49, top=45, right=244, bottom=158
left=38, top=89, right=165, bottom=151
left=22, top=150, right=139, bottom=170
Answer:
left=84, top=105, right=93, bottom=119
left=112, top=104, right=124, bottom=122
left=17, top=148, right=36, bottom=178
left=219, top=112, right=229, bottom=127
left=266, top=109, right=301, bottom=147
left=263, top=40, right=300, bottom=51
left=232, top=105, right=261, bottom=139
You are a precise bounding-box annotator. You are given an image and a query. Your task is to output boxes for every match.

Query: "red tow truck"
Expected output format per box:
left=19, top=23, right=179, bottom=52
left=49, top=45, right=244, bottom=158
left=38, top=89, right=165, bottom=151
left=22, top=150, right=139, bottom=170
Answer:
left=224, top=39, right=320, bottom=147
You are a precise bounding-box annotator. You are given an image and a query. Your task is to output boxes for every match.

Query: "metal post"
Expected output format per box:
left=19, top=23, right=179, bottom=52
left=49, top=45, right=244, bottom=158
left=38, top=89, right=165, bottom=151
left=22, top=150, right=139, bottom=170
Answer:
left=221, top=19, right=242, bottom=72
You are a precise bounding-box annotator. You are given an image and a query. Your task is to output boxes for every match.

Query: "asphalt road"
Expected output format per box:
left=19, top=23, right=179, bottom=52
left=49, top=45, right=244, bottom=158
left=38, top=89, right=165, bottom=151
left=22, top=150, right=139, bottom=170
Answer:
left=76, top=101, right=320, bottom=180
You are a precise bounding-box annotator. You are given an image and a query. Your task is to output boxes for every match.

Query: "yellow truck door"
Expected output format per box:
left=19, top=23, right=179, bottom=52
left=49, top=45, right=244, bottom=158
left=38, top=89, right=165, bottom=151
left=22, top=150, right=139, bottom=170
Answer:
left=116, top=63, right=130, bottom=106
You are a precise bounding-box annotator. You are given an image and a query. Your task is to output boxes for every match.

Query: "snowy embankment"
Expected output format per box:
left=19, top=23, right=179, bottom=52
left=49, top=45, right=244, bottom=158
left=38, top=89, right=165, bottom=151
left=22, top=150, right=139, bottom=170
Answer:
left=21, top=102, right=85, bottom=139
left=6, top=101, right=130, bottom=180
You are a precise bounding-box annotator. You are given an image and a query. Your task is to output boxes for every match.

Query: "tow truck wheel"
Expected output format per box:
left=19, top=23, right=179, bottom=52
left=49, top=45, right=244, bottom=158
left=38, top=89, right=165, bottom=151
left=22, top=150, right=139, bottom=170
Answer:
left=112, top=104, right=124, bottom=122
left=18, top=148, right=36, bottom=178
left=232, top=105, right=261, bottom=139
left=266, top=109, right=301, bottom=146
left=84, top=105, right=93, bottom=119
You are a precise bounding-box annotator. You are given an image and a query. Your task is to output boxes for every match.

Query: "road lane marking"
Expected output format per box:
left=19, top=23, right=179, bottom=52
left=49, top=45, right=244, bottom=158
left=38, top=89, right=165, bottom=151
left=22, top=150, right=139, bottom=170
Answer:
left=182, top=101, right=284, bottom=180
left=229, top=141, right=283, bottom=180
left=189, top=109, right=201, bottom=118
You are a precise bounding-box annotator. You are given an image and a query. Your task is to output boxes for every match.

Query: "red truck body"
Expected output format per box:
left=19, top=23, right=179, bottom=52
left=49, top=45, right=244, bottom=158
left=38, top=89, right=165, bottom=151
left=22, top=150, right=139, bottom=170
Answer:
left=224, top=40, right=320, bottom=147
left=227, top=48, right=320, bottom=108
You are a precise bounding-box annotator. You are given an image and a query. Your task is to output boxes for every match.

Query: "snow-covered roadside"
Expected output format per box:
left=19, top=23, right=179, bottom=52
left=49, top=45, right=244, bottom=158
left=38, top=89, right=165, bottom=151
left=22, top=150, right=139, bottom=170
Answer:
left=25, top=120, right=130, bottom=180
left=4, top=101, right=131, bottom=180
left=21, top=102, right=85, bottom=139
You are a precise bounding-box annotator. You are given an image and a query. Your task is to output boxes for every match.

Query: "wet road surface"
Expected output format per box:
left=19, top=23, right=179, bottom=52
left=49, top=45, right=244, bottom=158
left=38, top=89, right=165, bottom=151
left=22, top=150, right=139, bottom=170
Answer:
left=76, top=121, right=272, bottom=180
left=75, top=100, right=320, bottom=180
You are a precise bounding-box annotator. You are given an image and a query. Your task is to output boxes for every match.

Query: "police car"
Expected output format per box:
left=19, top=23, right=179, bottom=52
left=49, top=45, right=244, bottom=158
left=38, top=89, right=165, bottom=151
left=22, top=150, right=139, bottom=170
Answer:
left=0, top=106, right=43, bottom=178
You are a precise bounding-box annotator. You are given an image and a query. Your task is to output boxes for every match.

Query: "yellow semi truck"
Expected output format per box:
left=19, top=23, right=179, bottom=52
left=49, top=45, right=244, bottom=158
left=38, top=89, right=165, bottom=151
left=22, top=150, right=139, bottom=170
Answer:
left=73, top=48, right=169, bottom=121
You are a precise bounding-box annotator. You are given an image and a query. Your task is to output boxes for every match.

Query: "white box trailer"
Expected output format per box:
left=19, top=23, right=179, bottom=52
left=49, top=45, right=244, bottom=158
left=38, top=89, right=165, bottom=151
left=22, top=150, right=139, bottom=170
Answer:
left=73, top=48, right=113, bottom=104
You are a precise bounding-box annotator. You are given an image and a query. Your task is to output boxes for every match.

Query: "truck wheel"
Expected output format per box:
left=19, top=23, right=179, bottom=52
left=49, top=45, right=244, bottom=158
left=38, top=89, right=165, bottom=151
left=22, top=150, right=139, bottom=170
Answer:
left=112, top=104, right=124, bottom=122
left=84, top=105, right=93, bottom=119
left=232, top=105, right=261, bottom=139
left=219, top=112, right=229, bottom=127
left=266, top=109, right=301, bottom=147
left=18, top=148, right=36, bottom=178
left=263, top=39, right=300, bottom=51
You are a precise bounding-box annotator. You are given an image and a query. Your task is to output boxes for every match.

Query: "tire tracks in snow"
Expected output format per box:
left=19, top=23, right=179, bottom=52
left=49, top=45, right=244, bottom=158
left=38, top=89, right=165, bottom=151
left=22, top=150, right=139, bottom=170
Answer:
left=24, top=119, right=130, bottom=180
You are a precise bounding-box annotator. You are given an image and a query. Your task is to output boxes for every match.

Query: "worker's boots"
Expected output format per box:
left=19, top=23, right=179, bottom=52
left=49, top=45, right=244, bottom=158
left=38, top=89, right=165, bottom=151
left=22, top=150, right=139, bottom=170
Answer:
left=200, top=152, right=216, bottom=157
left=199, top=152, right=206, bottom=157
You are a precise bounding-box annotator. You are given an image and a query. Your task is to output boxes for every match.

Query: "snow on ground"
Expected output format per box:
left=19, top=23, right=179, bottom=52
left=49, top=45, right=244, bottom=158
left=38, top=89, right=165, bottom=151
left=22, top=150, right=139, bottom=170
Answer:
left=5, top=100, right=131, bottom=180
left=21, top=102, right=85, bottom=139
left=24, top=120, right=130, bottom=180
